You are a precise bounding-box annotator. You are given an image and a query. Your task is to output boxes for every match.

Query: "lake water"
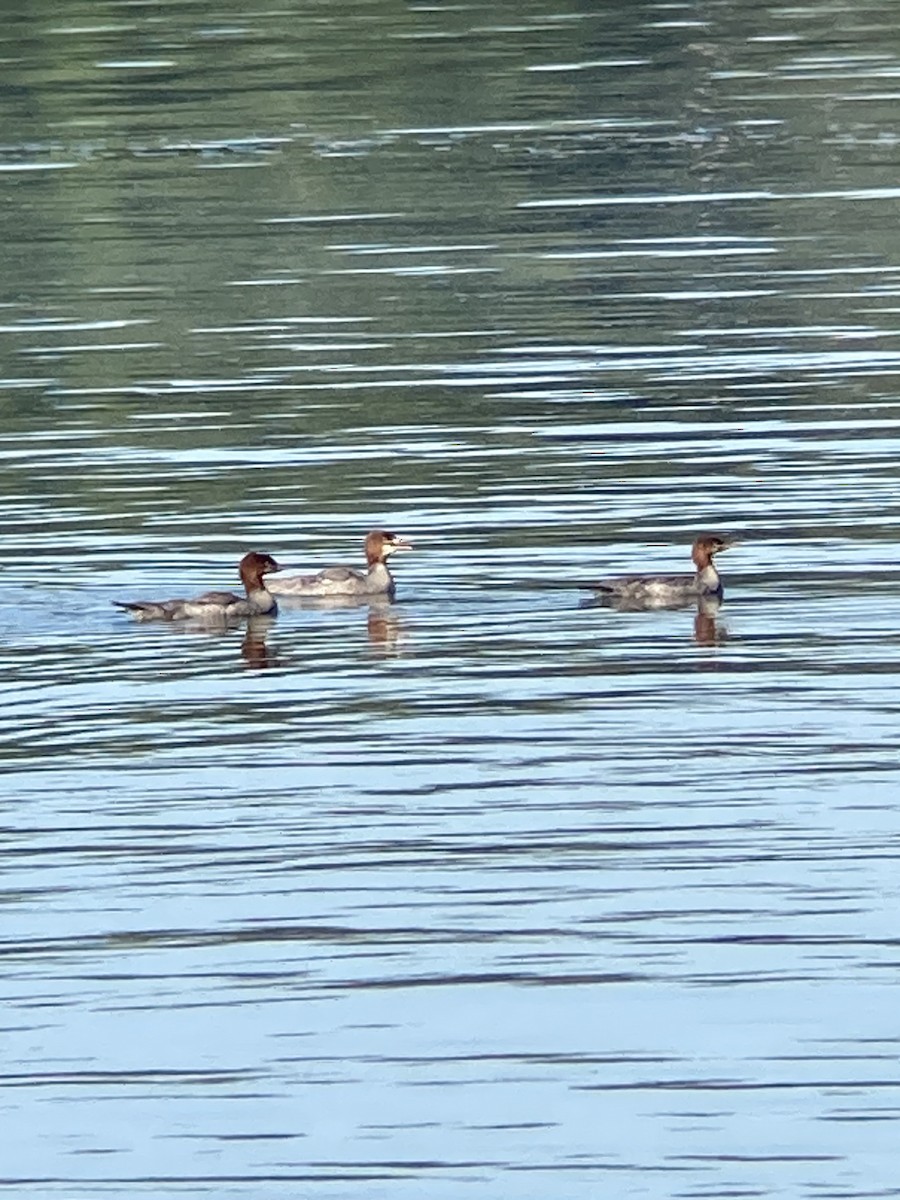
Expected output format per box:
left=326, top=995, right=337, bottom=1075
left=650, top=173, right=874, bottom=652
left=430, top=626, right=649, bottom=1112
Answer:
left=3, top=1, right=900, bottom=1196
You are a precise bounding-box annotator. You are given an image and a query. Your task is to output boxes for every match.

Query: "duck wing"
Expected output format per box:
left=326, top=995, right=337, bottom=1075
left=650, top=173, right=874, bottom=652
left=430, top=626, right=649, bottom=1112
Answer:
left=191, top=589, right=243, bottom=606
left=269, top=565, right=364, bottom=595
left=112, top=597, right=190, bottom=621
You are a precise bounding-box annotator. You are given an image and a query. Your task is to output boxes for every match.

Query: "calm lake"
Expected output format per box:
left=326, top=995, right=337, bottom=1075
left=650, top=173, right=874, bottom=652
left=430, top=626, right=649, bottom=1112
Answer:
left=3, top=1, right=900, bottom=1196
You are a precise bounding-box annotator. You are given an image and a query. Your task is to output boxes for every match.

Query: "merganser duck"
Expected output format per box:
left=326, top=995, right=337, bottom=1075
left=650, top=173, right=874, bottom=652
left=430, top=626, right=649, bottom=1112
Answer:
left=113, top=551, right=281, bottom=622
left=267, top=530, right=412, bottom=599
left=583, top=534, right=735, bottom=609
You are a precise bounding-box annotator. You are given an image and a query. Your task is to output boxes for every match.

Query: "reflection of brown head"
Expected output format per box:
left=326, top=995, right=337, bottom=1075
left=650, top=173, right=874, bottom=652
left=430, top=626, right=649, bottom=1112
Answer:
left=365, top=604, right=405, bottom=656
left=364, top=530, right=413, bottom=566
left=691, top=534, right=734, bottom=569
left=241, top=623, right=276, bottom=669
left=694, top=601, right=726, bottom=647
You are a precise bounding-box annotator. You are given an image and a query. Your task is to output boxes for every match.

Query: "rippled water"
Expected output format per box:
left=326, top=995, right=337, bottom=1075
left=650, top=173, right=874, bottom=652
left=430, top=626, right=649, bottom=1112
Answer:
left=3, top=2, right=900, bottom=1196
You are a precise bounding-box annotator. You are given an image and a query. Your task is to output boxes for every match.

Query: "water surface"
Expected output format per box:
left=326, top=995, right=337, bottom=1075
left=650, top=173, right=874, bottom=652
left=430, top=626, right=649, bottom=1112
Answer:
left=3, top=2, right=900, bottom=1197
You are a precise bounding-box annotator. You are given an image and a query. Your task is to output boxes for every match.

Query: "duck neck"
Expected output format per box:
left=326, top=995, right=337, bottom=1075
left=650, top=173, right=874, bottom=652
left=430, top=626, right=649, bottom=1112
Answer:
left=366, top=559, right=395, bottom=596
left=243, top=572, right=277, bottom=614
left=695, top=560, right=721, bottom=593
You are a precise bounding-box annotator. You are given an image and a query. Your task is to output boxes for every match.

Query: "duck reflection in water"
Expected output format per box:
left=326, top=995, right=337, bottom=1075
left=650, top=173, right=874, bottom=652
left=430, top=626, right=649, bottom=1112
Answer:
left=118, top=611, right=283, bottom=667
left=693, top=595, right=728, bottom=647
left=366, top=602, right=405, bottom=654
left=581, top=591, right=726, bottom=646
left=241, top=617, right=283, bottom=669
left=274, top=591, right=406, bottom=655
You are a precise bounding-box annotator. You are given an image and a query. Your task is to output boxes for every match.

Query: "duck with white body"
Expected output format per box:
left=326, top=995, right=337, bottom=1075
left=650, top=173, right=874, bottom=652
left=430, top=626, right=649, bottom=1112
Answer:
left=268, top=530, right=412, bottom=600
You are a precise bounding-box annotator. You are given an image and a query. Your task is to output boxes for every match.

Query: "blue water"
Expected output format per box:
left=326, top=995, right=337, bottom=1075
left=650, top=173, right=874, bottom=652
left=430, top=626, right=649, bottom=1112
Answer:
left=3, top=2, right=900, bottom=1196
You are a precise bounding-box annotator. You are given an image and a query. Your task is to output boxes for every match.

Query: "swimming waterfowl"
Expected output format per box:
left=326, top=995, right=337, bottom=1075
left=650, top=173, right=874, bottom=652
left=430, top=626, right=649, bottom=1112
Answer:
left=113, top=551, right=281, bottom=621
left=583, top=534, right=735, bottom=609
left=267, top=530, right=412, bottom=599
